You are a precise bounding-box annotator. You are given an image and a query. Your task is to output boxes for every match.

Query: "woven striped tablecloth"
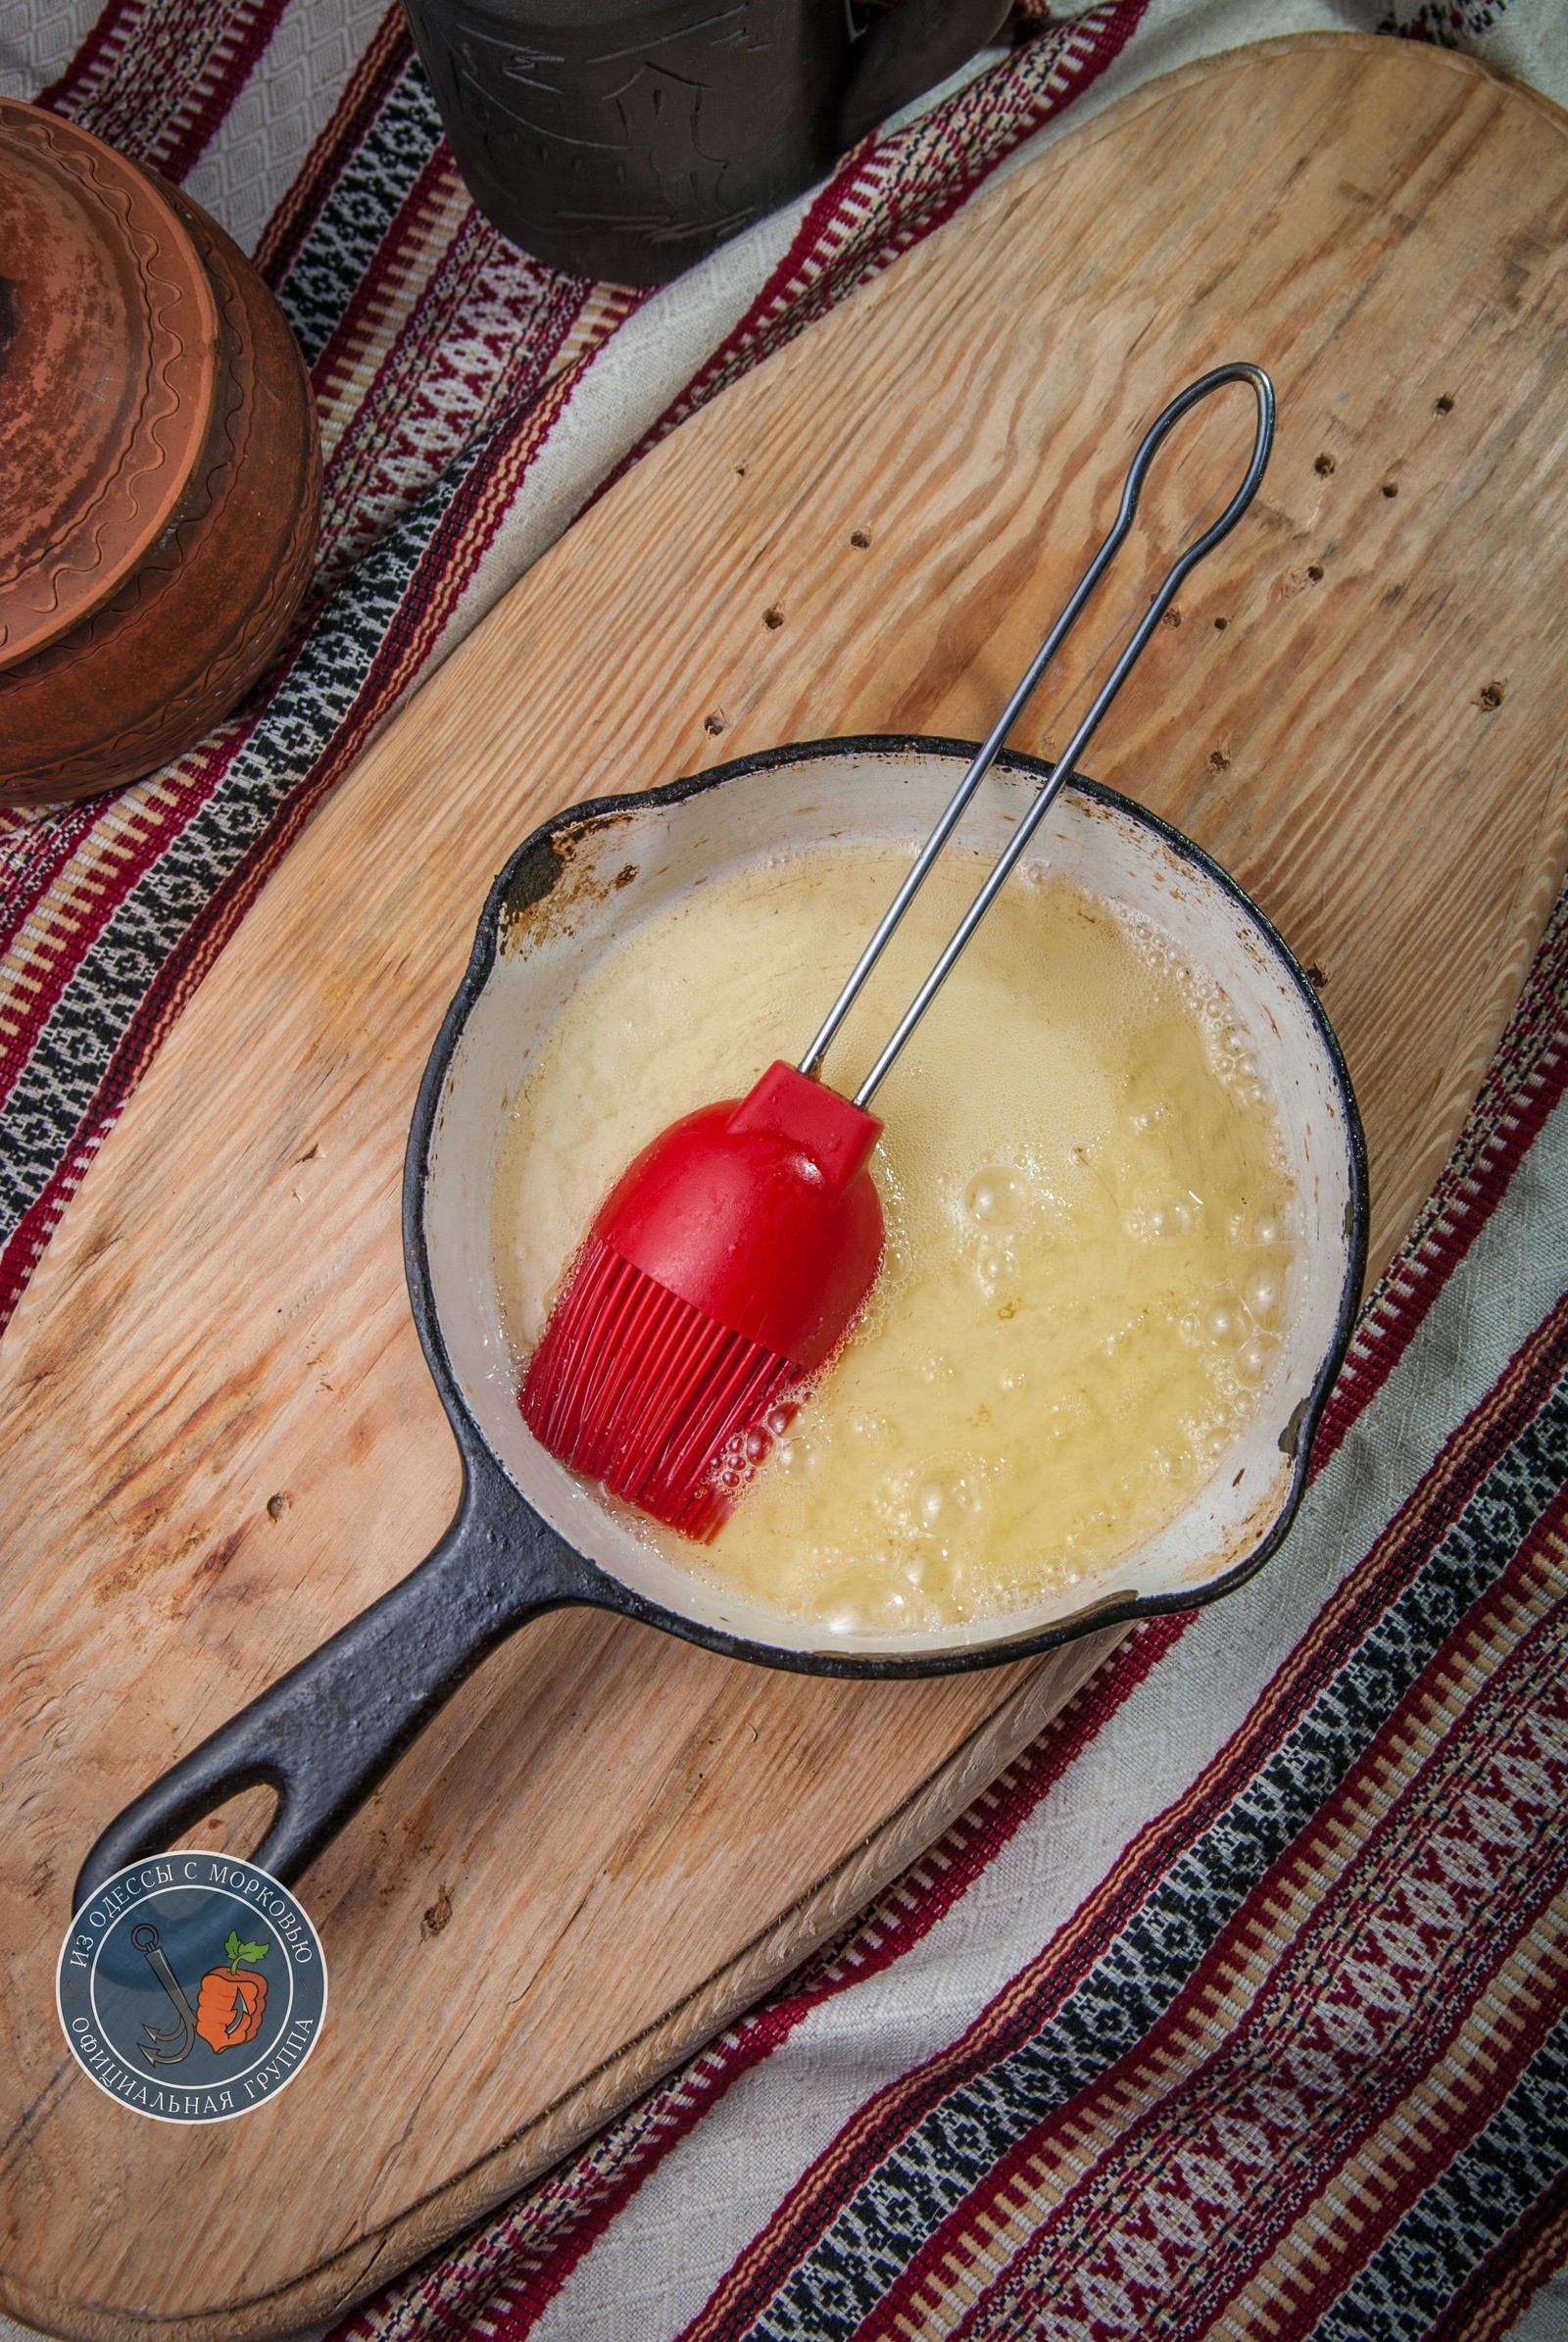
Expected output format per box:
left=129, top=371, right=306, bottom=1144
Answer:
left=3, top=3, right=1568, bottom=2336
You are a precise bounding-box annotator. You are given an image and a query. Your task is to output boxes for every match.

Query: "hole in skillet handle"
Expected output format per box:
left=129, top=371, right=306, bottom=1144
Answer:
left=73, top=1459, right=599, bottom=1910
left=185, top=1782, right=280, bottom=1862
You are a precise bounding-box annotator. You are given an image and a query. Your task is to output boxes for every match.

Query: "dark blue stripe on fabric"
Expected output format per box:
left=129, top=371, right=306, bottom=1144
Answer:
left=1314, top=2018, right=1568, bottom=2342
left=274, top=56, right=445, bottom=365
left=743, top=1389, right=1568, bottom=2341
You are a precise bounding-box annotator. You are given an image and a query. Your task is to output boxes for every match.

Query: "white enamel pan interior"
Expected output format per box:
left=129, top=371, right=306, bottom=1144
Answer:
left=419, top=740, right=1367, bottom=1664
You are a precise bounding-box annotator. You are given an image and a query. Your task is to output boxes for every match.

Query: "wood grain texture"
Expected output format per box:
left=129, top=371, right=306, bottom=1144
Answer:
left=5, top=32, right=1568, bottom=2341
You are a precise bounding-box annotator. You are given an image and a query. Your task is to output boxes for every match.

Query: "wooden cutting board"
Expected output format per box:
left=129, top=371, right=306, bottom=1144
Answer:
left=5, top=32, right=1568, bottom=2341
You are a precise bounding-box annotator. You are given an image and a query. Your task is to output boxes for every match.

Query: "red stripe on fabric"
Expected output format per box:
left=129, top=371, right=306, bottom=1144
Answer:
left=1316, top=1044, right=1568, bottom=1470
left=0, top=735, right=248, bottom=1332
left=311, top=262, right=596, bottom=610
left=254, top=5, right=413, bottom=289
left=309, top=140, right=464, bottom=409
left=33, top=0, right=134, bottom=111
left=819, top=1616, right=1187, bottom=1988
left=334, top=331, right=626, bottom=698
left=155, top=0, right=291, bottom=183
left=926, top=1498, right=1568, bottom=2342
left=0, top=792, right=213, bottom=1122
left=311, top=179, right=585, bottom=504
left=668, top=1295, right=1568, bottom=2342
left=460, top=2042, right=805, bottom=2340
left=0, top=801, right=101, bottom=951
left=37, top=0, right=290, bottom=178
left=833, top=2, right=1145, bottom=262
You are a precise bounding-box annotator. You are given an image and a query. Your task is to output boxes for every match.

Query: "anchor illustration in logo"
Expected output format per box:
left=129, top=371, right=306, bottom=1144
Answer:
left=131, top=1924, right=270, bottom=2065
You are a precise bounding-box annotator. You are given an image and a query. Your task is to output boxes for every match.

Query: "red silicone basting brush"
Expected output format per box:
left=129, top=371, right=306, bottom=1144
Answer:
left=520, top=366, right=1276, bottom=1537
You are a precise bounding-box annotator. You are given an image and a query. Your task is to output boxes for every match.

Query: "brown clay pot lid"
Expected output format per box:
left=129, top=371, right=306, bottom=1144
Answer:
left=0, top=99, right=220, bottom=671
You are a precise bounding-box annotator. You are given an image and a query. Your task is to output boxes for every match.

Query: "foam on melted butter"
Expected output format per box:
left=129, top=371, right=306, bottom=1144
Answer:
left=492, top=841, right=1297, bottom=1632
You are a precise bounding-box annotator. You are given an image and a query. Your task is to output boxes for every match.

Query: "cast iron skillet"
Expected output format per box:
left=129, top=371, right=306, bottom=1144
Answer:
left=75, top=739, right=1368, bottom=1909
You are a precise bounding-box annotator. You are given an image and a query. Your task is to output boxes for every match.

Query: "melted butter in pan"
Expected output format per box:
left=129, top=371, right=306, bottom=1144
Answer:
left=492, top=841, right=1297, bottom=1632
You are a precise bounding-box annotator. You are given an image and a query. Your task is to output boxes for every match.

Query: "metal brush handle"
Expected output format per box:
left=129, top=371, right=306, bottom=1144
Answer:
left=799, top=362, right=1276, bottom=1107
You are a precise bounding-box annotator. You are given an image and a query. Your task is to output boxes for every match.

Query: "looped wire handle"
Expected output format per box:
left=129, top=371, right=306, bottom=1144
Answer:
left=798, top=362, right=1276, bottom=1106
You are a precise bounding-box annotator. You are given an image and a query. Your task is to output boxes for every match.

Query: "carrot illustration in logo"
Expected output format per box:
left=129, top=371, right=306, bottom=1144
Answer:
left=195, top=1929, right=269, bottom=2050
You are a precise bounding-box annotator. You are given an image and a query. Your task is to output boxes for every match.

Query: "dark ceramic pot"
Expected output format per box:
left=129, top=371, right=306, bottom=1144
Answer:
left=76, top=739, right=1367, bottom=1908
left=401, top=0, right=1013, bottom=283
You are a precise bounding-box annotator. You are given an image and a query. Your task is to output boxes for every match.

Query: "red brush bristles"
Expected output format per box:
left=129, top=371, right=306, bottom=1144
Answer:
left=517, top=1062, right=884, bottom=1537
left=521, top=1234, right=801, bottom=1540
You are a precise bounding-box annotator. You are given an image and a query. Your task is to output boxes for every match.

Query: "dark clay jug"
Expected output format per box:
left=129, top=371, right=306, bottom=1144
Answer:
left=401, top=0, right=1012, bottom=283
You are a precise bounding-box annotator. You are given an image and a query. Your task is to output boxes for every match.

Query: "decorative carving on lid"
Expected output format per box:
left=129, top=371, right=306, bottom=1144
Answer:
left=0, top=100, right=220, bottom=669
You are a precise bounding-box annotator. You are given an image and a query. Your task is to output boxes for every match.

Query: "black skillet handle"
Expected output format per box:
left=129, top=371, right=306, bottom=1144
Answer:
left=74, top=1470, right=597, bottom=1909
left=837, top=0, right=1012, bottom=152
